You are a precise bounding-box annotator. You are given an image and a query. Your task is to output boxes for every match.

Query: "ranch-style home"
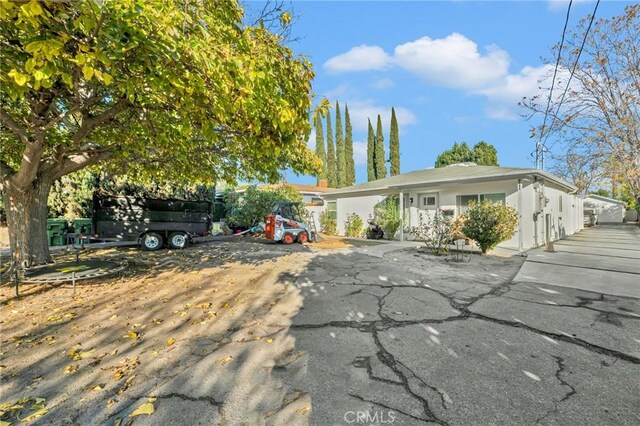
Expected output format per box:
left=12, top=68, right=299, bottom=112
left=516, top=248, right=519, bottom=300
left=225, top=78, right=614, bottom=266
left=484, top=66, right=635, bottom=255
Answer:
left=323, top=163, right=584, bottom=251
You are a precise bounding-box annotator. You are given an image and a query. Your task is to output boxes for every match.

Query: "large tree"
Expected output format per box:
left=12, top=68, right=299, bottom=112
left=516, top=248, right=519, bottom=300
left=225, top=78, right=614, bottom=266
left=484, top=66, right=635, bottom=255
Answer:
left=389, top=107, right=400, bottom=176
left=367, top=118, right=375, bottom=181
left=374, top=114, right=386, bottom=179
left=314, top=113, right=326, bottom=185
left=335, top=101, right=345, bottom=187
left=435, top=142, right=499, bottom=167
left=344, top=104, right=355, bottom=186
left=325, top=110, right=336, bottom=187
left=0, top=0, right=319, bottom=267
left=521, top=4, right=639, bottom=204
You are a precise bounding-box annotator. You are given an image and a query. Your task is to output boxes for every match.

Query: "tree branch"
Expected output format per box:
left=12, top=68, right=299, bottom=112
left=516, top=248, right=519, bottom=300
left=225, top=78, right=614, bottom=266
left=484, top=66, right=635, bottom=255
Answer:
left=0, top=108, right=29, bottom=144
left=55, top=150, right=113, bottom=180
left=71, top=98, right=131, bottom=144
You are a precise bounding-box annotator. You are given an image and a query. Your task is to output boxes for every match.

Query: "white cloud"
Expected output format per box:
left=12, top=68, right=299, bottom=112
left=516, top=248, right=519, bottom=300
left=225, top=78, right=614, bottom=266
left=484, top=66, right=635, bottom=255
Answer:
left=477, top=64, right=575, bottom=120
left=324, top=33, right=563, bottom=121
left=306, top=128, right=316, bottom=150
left=345, top=99, right=417, bottom=133
left=372, top=78, right=395, bottom=90
left=547, top=0, right=593, bottom=12
left=352, top=141, right=368, bottom=165
left=394, top=33, right=510, bottom=90
left=323, top=45, right=391, bottom=73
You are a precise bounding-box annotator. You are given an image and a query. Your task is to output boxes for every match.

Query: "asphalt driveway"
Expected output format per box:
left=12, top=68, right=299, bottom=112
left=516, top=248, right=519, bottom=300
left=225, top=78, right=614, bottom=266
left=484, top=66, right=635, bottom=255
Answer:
left=282, top=241, right=640, bottom=425
left=514, top=224, right=640, bottom=298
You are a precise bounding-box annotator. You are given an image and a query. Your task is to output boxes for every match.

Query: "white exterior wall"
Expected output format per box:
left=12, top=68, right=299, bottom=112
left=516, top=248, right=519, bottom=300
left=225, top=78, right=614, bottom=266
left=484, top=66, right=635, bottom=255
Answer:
left=334, top=195, right=385, bottom=235
left=584, top=197, right=625, bottom=223
left=330, top=178, right=583, bottom=251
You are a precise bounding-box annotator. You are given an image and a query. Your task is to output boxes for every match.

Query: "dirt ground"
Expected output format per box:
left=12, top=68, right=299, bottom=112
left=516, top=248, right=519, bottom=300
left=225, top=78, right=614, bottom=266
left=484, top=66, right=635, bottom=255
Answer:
left=0, top=236, right=379, bottom=425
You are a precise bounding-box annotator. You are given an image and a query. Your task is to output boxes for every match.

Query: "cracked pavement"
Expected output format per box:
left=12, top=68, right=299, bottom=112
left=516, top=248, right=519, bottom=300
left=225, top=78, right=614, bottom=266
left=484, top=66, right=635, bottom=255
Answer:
left=280, top=229, right=640, bottom=425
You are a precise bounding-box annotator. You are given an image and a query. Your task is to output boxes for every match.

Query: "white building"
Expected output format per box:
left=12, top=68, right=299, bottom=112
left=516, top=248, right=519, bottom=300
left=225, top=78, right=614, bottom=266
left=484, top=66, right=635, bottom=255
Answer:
left=324, top=163, right=584, bottom=251
left=583, top=194, right=626, bottom=223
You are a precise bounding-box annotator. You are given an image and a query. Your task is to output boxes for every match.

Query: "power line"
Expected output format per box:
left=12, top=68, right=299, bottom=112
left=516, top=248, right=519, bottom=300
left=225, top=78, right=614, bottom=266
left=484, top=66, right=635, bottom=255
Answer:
left=536, top=0, right=573, bottom=170
left=543, top=0, right=601, bottom=152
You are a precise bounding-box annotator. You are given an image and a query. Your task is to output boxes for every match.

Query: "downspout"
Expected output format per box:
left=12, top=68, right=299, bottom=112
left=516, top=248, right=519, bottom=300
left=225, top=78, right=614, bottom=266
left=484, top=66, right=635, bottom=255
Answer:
left=399, top=191, right=404, bottom=242
left=517, top=179, right=523, bottom=251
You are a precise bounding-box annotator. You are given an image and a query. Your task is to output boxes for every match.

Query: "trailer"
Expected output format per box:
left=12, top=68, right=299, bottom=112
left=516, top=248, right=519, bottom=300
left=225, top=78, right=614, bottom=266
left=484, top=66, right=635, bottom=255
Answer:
left=92, top=195, right=212, bottom=251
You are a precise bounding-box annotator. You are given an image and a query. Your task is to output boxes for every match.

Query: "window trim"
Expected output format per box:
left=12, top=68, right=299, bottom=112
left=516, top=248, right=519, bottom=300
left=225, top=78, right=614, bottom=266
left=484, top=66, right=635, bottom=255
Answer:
left=417, top=193, right=439, bottom=210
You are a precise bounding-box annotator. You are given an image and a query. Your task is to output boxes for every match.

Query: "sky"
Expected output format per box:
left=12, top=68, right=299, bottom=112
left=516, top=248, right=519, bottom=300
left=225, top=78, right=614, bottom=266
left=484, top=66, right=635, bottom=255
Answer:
left=267, top=0, right=632, bottom=186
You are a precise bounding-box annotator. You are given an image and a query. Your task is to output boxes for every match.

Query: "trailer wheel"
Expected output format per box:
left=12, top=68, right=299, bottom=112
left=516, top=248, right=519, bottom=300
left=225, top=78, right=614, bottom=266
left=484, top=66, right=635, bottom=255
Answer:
left=297, top=231, right=308, bottom=244
left=282, top=233, right=295, bottom=244
left=141, top=232, right=164, bottom=251
left=168, top=232, right=189, bottom=249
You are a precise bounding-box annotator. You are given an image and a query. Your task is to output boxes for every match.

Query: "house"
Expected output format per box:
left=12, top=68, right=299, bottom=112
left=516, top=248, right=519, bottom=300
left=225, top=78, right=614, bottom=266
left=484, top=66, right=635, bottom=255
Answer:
left=583, top=194, right=626, bottom=223
left=324, top=163, right=584, bottom=251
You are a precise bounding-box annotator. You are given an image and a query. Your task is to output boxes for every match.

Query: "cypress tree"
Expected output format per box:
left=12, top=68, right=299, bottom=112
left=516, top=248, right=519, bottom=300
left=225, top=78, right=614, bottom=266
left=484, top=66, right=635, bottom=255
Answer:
left=314, top=113, right=326, bottom=185
left=335, top=101, right=345, bottom=187
left=375, top=114, right=386, bottom=179
left=389, top=107, right=400, bottom=176
left=326, top=110, right=337, bottom=187
left=344, top=104, right=355, bottom=186
left=367, top=118, right=375, bottom=182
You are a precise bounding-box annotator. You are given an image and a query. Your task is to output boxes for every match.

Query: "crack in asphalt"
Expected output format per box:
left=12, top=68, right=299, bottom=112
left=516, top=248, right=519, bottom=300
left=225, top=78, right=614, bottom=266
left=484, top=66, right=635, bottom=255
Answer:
left=534, top=356, right=577, bottom=424
left=287, top=249, right=639, bottom=424
left=494, top=295, right=640, bottom=320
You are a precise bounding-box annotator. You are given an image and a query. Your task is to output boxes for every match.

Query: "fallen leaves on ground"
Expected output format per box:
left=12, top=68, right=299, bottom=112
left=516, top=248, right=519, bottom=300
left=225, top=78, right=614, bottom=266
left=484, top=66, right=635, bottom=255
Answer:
left=129, top=402, right=154, bottom=417
left=215, top=356, right=233, bottom=366
left=0, top=397, right=48, bottom=424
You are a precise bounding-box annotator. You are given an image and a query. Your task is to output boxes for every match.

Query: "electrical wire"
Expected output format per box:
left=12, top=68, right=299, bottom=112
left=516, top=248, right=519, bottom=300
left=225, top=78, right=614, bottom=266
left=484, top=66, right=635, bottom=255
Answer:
left=543, top=0, right=601, bottom=152
left=536, top=0, right=573, bottom=169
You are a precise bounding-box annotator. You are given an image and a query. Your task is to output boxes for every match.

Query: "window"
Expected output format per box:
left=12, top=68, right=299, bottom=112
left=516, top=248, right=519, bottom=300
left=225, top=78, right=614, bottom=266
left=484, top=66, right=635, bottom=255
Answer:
left=458, top=193, right=506, bottom=214
left=327, top=201, right=337, bottom=219
left=480, top=193, right=506, bottom=204
left=418, top=193, right=438, bottom=210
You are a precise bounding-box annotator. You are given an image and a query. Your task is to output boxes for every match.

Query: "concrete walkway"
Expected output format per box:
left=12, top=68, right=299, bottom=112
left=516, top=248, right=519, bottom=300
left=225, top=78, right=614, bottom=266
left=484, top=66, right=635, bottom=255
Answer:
left=514, top=223, right=640, bottom=298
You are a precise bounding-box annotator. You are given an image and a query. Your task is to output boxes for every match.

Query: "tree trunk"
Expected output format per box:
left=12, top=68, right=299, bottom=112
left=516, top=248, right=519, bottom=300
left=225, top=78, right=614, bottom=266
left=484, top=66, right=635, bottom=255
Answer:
left=4, top=175, right=54, bottom=268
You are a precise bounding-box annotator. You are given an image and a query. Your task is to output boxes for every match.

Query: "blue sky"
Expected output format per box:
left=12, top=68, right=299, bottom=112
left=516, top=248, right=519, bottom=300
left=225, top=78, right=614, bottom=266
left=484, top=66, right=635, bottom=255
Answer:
left=274, top=0, right=631, bottom=186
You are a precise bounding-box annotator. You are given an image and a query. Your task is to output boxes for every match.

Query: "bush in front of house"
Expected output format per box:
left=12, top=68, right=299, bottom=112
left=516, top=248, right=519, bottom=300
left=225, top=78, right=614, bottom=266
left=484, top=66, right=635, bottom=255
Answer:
left=344, top=213, right=364, bottom=238
left=319, top=209, right=337, bottom=235
left=462, top=201, right=518, bottom=254
left=411, top=211, right=452, bottom=255
left=374, top=196, right=401, bottom=239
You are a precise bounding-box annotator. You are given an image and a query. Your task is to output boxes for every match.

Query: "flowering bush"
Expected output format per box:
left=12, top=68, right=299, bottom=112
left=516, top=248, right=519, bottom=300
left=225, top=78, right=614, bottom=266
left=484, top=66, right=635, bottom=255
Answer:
left=462, top=201, right=518, bottom=254
left=411, top=211, right=452, bottom=255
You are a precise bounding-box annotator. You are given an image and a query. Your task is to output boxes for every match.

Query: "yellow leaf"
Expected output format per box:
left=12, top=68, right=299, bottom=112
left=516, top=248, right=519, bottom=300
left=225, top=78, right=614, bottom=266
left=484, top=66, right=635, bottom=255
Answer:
left=8, top=69, right=28, bottom=86
left=82, top=65, right=94, bottom=80
left=21, top=409, right=47, bottom=422
left=124, top=330, right=140, bottom=340
left=129, top=402, right=154, bottom=417
left=103, top=73, right=113, bottom=85
left=215, top=356, right=233, bottom=366
left=265, top=338, right=274, bottom=344
left=166, top=338, right=175, bottom=346
left=92, top=384, right=103, bottom=391
left=1, top=420, right=12, bottom=426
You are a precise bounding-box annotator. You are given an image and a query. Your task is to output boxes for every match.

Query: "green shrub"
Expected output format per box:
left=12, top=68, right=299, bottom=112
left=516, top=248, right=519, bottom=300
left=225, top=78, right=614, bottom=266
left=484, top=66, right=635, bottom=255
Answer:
left=223, top=184, right=301, bottom=228
left=319, top=209, right=337, bottom=235
left=374, top=197, right=401, bottom=239
left=344, top=213, right=364, bottom=238
left=411, top=211, right=451, bottom=255
left=462, top=201, right=518, bottom=254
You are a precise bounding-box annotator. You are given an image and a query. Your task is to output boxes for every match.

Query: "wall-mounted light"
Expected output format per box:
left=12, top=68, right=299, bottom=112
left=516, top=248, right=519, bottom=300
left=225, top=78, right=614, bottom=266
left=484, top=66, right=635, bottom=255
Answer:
left=409, top=197, right=414, bottom=205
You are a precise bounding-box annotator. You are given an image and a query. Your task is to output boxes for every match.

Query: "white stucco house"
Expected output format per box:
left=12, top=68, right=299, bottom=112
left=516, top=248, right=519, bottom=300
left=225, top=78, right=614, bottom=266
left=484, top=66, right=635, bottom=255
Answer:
left=324, top=163, right=584, bottom=251
left=583, top=194, right=626, bottom=223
